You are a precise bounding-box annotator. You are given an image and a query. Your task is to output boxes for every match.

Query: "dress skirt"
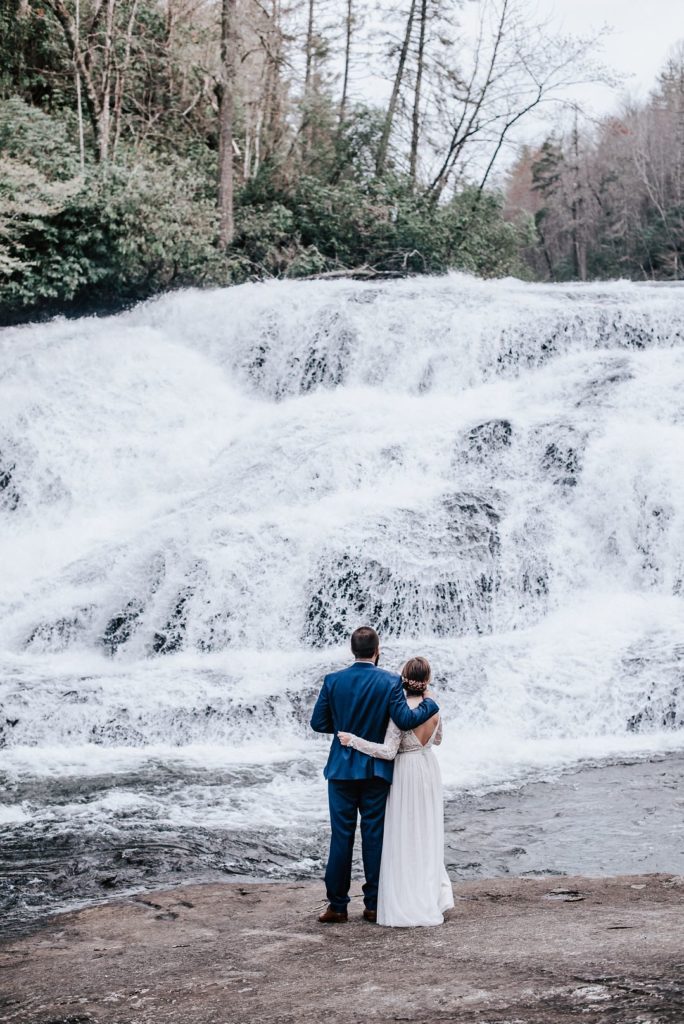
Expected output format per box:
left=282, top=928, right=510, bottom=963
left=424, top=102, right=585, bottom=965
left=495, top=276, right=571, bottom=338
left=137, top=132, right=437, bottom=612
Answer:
left=377, top=747, right=454, bottom=927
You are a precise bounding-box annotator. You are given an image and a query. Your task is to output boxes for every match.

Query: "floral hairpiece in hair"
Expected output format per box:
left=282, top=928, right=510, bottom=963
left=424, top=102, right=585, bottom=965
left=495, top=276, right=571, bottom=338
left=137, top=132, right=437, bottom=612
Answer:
left=402, top=675, right=428, bottom=693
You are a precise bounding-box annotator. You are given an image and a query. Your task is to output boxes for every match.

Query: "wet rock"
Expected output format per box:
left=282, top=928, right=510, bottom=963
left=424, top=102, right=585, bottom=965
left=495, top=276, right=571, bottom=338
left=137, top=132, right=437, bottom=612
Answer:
left=299, top=312, right=354, bottom=393
left=623, top=641, right=684, bottom=732
left=2, top=875, right=682, bottom=1024
left=627, top=682, right=682, bottom=732
left=305, top=494, right=504, bottom=645
left=27, top=608, right=94, bottom=652
left=244, top=307, right=355, bottom=398
left=89, top=718, right=146, bottom=744
left=542, top=441, right=581, bottom=486
left=98, top=875, right=119, bottom=889
left=465, top=418, right=513, bottom=458
left=101, top=599, right=145, bottom=655
left=535, top=422, right=586, bottom=488
left=442, top=491, right=501, bottom=555
left=0, top=451, right=20, bottom=511
left=2, top=754, right=683, bottom=941
left=544, top=888, right=586, bottom=901
left=152, top=591, right=190, bottom=655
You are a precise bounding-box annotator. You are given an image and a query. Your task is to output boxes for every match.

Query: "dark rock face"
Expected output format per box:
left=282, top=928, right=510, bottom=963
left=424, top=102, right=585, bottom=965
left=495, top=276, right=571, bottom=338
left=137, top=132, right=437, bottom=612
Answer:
left=152, top=590, right=190, bottom=655
left=305, top=554, right=401, bottom=646
left=299, top=314, right=354, bottom=393
left=494, top=311, right=682, bottom=380
left=623, top=641, right=684, bottom=732
left=535, top=422, right=586, bottom=488
left=0, top=450, right=20, bottom=511
left=464, top=419, right=513, bottom=460
left=195, top=608, right=233, bottom=652
left=20, top=551, right=232, bottom=660
left=151, top=560, right=212, bottom=655
left=541, top=439, right=582, bottom=487
left=627, top=682, right=683, bottom=732
left=305, top=493, right=504, bottom=645
left=575, top=355, right=634, bottom=406
left=442, top=492, right=501, bottom=556
left=0, top=715, right=19, bottom=748
left=101, top=599, right=145, bottom=655
left=633, top=499, right=675, bottom=588
left=96, top=556, right=215, bottom=658
left=242, top=306, right=356, bottom=398
left=26, top=608, right=94, bottom=652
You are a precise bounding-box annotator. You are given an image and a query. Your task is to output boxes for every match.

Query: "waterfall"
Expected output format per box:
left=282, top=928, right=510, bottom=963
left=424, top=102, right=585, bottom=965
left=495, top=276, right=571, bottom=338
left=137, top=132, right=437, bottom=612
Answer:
left=1, top=273, right=684, bottom=841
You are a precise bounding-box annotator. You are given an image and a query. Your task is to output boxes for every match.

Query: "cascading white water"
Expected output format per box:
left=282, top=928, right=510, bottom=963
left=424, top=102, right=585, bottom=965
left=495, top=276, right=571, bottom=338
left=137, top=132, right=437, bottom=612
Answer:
left=1, top=273, right=684, bottom=844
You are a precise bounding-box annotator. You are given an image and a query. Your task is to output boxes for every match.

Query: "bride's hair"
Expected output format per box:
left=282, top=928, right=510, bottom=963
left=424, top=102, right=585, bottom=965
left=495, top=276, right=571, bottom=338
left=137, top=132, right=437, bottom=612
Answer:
left=401, top=656, right=432, bottom=697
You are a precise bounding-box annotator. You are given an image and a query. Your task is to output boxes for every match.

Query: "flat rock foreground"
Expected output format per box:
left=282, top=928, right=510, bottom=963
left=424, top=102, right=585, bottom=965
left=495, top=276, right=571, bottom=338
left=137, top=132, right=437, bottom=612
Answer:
left=1, top=875, right=683, bottom=1024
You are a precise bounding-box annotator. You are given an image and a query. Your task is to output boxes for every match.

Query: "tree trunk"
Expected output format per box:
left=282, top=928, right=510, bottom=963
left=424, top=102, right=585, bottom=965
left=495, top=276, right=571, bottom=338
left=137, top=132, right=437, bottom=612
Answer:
left=300, top=0, right=316, bottom=159
left=97, top=0, right=116, bottom=163
left=428, top=0, right=509, bottom=199
left=304, top=0, right=315, bottom=91
left=263, top=0, right=285, bottom=165
left=339, top=0, right=353, bottom=123
left=112, top=0, right=140, bottom=158
left=376, top=0, right=416, bottom=177
left=74, top=0, right=85, bottom=171
left=43, top=0, right=105, bottom=161
left=409, top=0, right=427, bottom=183
left=217, top=0, right=237, bottom=248
left=570, top=112, right=586, bottom=280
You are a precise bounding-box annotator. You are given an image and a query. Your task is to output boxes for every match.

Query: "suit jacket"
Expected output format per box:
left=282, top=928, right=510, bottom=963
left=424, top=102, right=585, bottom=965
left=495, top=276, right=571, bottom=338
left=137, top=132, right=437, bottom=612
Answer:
left=310, top=661, right=439, bottom=783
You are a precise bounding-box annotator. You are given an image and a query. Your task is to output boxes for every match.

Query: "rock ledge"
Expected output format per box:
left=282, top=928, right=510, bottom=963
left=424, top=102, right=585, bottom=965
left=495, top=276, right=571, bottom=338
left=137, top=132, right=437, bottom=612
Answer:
left=1, top=874, right=683, bottom=1023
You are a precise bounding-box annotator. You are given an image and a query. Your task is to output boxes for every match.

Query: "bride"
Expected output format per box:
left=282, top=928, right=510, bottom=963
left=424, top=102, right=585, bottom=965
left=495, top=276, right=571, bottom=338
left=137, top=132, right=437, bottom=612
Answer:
left=338, top=656, right=454, bottom=928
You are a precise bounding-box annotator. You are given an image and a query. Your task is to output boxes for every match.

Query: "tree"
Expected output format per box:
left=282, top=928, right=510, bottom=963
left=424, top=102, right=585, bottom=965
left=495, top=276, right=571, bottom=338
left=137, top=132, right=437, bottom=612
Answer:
left=409, top=0, right=428, bottom=183
left=426, top=0, right=606, bottom=199
left=217, top=0, right=237, bottom=247
left=505, top=45, right=684, bottom=281
left=37, top=0, right=143, bottom=163
left=375, top=0, right=417, bottom=177
left=339, top=0, right=353, bottom=124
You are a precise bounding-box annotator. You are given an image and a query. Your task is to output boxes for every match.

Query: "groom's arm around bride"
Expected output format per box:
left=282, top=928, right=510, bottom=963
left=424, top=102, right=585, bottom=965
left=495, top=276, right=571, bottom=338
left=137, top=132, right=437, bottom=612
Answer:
left=309, top=625, right=438, bottom=923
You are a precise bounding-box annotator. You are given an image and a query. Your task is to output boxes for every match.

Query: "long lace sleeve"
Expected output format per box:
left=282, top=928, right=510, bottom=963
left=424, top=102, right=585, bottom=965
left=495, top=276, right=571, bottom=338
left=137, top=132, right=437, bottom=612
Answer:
left=345, top=719, right=403, bottom=760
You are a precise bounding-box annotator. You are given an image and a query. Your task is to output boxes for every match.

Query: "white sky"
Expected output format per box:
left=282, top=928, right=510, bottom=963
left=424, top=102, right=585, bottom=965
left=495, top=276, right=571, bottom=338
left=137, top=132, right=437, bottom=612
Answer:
left=349, top=0, right=683, bottom=176
left=529, top=0, right=684, bottom=113
left=356, top=0, right=684, bottom=113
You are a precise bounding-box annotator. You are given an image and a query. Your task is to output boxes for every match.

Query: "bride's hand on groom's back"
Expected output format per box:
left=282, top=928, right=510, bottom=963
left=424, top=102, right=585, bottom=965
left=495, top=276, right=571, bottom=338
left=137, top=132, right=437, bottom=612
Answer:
left=338, top=731, right=353, bottom=746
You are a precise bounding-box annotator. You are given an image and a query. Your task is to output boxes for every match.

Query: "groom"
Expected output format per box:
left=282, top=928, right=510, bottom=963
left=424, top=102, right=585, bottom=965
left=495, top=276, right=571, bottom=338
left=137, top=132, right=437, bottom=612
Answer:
left=310, top=626, right=439, bottom=923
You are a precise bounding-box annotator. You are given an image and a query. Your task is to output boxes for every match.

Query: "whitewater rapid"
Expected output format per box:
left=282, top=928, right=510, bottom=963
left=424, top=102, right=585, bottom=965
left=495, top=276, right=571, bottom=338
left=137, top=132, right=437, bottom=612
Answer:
left=1, top=273, right=684, bottom=851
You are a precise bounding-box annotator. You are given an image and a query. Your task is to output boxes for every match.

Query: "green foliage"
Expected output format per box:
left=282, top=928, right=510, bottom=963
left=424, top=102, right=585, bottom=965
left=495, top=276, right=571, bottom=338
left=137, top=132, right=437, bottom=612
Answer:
left=0, top=2, right=68, bottom=110
left=0, top=100, right=224, bottom=321
left=0, top=93, right=530, bottom=322
left=232, top=163, right=531, bottom=281
left=252, top=177, right=531, bottom=279
left=2, top=163, right=224, bottom=319
left=0, top=97, right=81, bottom=178
left=517, top=58, right=684, bottom=283
left=440, top=189, right=536, bottom=278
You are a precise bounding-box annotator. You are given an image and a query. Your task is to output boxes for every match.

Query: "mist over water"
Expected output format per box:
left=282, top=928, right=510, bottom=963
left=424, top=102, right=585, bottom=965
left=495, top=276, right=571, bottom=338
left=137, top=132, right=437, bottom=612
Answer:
left=1, top=273, right=684, bottom=912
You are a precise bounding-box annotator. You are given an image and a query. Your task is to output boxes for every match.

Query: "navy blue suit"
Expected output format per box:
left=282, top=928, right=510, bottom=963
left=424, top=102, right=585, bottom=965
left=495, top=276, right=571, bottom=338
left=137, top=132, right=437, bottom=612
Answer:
left=310, top=661, right=439, bottom=912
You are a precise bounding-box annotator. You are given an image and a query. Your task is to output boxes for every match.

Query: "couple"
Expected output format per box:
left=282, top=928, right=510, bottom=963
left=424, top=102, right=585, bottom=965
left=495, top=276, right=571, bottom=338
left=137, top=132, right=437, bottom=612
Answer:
left=310, top=625, right=453, bottom=928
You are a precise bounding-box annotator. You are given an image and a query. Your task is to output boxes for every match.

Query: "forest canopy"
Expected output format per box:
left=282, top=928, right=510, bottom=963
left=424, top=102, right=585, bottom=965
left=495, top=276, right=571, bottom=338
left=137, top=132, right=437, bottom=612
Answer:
left=0, top=0, right=682, bottom=324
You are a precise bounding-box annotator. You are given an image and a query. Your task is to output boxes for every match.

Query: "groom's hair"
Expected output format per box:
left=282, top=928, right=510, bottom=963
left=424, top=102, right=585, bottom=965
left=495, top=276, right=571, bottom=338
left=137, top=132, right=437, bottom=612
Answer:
left=351, top=626, right=379, bottom=659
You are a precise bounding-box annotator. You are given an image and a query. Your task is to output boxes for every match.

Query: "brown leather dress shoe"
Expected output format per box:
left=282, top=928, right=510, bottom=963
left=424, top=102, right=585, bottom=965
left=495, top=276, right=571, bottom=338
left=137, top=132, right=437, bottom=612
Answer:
left=318, top=905, right=348, bottom=923
left=362, top=908, right=377, bottom=923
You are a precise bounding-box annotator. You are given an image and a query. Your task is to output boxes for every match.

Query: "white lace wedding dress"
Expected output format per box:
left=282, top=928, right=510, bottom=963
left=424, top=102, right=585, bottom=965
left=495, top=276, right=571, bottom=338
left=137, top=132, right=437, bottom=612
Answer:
left=346, top=714, right=454, bottom=927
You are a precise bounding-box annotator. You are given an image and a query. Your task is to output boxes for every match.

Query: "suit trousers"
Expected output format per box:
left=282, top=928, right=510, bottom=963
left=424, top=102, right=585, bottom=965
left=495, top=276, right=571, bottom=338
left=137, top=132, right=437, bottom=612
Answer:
left=325, top=777, right=390, bottom=912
